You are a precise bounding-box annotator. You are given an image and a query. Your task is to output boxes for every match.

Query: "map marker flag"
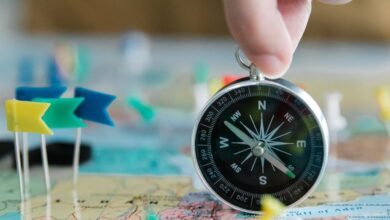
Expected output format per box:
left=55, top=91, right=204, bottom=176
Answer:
left=16, top=86, right=67, bottom=102
left=15, top=86, right=66, bottom=195
left=375, top=87, right=390, bottom=169
left=5, top=100, right=52, bottom=134
left=73, top=87, right=116, bottom=184
left=34, top=98, right=86, bottom=191
left=74, top=87, right=116, bottom=126
left=35, top=98, right=86, bottom=129
left=260, top=195, right=285, bottom=220
left=376, top=87, right=390, bottom=122
left=4, top=99, right=52, bottom=201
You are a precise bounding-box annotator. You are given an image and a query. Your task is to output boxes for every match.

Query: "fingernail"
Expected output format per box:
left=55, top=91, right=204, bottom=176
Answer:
left=253, top=54, right=289, bottom=79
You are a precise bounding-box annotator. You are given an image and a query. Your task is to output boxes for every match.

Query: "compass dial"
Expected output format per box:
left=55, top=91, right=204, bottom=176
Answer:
left=192, top=78, right=328, bottom=213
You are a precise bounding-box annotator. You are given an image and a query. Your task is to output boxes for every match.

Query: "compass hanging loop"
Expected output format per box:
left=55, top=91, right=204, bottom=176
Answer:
left=235, top=47, right=265, bottom=81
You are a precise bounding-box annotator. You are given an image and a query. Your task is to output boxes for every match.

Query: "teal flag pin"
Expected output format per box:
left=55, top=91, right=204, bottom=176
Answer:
left=31, top=97, right=86, bottom=192
left=127, top=96, right=155, bottom=123
left=34, top=98, right=86, bottom=129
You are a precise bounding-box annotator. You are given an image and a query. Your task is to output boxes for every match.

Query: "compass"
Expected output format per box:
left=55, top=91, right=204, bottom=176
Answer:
left=192, top=49, right=328, bottom=213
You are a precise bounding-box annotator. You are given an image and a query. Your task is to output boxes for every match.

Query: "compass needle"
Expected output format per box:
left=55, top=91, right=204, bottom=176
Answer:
left=224, top=121, right=257, bottom=146
left=263, top=151, right=296, bottom=179
left=264, top=146, right=284, bottom=164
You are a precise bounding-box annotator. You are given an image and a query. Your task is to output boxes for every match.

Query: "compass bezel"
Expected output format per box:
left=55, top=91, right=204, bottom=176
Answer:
left=191, top=77, right=329, bottom=214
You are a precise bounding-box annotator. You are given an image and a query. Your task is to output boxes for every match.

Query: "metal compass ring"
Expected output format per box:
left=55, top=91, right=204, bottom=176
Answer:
left=235, top=47, right=264, bottom=81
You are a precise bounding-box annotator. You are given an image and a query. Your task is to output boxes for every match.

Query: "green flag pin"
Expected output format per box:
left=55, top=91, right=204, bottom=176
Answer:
left=34, top=98, right=86, bottom=129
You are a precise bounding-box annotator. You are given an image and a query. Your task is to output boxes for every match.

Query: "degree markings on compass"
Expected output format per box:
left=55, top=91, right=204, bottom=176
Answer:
left=234, top=148, right=251, bottom=155
left=287, top=190, right=294, bottom=199
left=211, top=105, right=220, bottom=113
left=200, top=162, right=212, bottom=167
left=312, top=146, right=323, bottom=148
left=213, top=178, right=222, bottom=185
left=197, top=144, right=210, bottom=147
left=284, top=94, right=291, bottom=102
left=302, top=180, right=310, bottom=187
left=230, top=190, right=236, bottom=198
left=227, top=92, right=234, bottom=101
left=200, top=86, right=323, bottom=203
left=310, top=163, right=321, bottom=169
left=199, top=123, right=210, bottom=128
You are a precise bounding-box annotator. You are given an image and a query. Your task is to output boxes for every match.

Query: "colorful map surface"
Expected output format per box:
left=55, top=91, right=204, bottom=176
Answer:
left=0, top=168, right=389, bottom=219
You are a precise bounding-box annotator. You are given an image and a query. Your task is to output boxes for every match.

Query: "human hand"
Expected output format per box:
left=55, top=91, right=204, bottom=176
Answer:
left=223, top=0, right=351, bottom=78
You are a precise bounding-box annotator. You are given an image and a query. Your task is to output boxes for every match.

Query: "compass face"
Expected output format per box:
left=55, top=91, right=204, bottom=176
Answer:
left=192, top=79, right=328, bottom=213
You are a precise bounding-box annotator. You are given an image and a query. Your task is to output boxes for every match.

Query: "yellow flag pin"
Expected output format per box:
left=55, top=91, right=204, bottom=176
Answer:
left=5, top=99, right=53, bottom=135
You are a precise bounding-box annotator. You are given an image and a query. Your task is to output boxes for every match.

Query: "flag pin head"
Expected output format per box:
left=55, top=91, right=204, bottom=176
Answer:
left=75, top=87, right=116, bottom=126
left=16, top=86, right=67, bottom=101
left=34, top=98, right=87, bottom=129
left=5, top=99, right=53, bottom=135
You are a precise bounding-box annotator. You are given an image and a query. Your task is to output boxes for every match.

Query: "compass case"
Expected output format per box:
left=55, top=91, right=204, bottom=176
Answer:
left=192, top=77, right=329, bottom=213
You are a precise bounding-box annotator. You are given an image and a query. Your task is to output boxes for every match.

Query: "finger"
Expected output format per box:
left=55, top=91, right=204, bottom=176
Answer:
left=223, top=0, right=293, bottom=78
left=278, top=0, right=312, bottom=50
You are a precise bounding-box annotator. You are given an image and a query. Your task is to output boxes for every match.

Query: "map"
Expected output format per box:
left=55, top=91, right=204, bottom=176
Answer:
left=0, top=168, right=389, bottom=219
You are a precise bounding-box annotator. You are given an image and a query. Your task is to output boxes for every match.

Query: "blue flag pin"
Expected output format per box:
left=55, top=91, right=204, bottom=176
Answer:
left=16, top=86, right=67, bottom=101
left=72, top=87, right=116, bottom=184
left=75, top=87, right=116, bottom=126
left=15, top=86, right=67, bottom=195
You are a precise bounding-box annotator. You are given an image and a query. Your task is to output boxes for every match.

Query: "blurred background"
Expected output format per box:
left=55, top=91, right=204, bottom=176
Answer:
left=0, top=0, right=389, bottom=138
left=1, top=0, right=390, bottom=115
left=1, top=0, right=390, bottom=218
